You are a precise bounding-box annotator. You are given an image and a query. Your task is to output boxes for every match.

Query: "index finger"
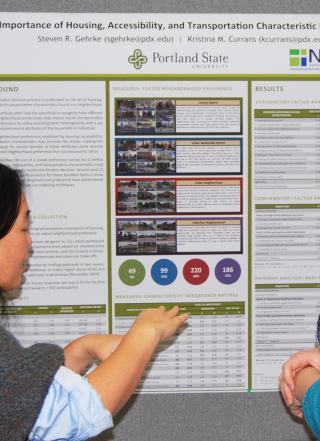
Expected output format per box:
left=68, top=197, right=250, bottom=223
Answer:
left=279, top=373, right=294, bottom=406
left=282, top=360, right=297, bottom=393
left=166, top=305, right=180, bottom=317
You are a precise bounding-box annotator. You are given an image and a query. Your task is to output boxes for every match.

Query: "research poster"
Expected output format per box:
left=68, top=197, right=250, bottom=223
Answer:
left=0, top=13, right=319, bottom=392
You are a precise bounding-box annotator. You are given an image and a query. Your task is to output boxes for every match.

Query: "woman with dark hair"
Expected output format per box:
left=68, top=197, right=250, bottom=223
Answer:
left=0, top=163, right=22, bottom=239
left=0, top=162, right=188, bottom=441
left=0, top=163, right=26, bottom=308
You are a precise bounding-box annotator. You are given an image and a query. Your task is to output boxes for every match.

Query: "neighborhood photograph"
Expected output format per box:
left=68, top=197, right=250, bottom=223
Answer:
left=116, top=99, right=176, bottom=135
left=116, top=138, right=176, bottom=175
left=116, top=179, right=176, bottom=214
left=117, top=219, right=177, bottom=255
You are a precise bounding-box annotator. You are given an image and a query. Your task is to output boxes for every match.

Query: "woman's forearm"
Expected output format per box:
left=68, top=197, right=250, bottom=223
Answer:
left=86, top=306, right=188, bottom=416
left=295, top=367, right=320, bottom=403
left=87, top=326, right=159, bottom=416
left=64, top=334, right=123, bottom=374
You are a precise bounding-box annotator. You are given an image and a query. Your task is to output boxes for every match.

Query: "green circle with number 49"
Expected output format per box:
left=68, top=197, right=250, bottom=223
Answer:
left=118, top=259, right=146, bottom=286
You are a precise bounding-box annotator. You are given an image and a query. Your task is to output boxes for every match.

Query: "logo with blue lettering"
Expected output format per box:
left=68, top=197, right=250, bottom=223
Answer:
left=290, top=49, right=320, bottom=69
left=290, top=49, right=308, bottom=67
left=128, top=49, right=148, bottom=69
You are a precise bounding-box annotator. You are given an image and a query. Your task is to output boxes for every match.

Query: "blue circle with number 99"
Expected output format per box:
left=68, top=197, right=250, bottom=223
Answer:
left=151, top=259, right=178, bottom=286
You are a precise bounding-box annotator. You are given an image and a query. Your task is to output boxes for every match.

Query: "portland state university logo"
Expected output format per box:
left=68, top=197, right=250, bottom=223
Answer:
left=128, top=49, right=148, bottom=69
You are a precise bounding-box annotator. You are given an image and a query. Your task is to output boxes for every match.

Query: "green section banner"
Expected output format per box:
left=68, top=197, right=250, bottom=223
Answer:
left=255, top=204, right=320, bottom=209
left=255, top=109, right=320, bottom=118
left=3, top=304, right=106, bottom=315
left=115, top=302, right=245, bottom=317
left=256, top=283, right=320, bottom=289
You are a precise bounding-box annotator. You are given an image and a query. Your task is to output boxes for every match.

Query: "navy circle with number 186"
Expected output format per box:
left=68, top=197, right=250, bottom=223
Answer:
left=215, top=258, right=241, bottom=285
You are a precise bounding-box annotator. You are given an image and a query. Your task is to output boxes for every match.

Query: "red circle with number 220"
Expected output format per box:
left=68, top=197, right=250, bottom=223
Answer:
left=183, top=259, right=209, bottom=285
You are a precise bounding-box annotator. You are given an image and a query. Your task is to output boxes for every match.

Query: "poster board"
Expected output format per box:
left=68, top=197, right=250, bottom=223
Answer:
left=0, top=11, right=319, bottom=439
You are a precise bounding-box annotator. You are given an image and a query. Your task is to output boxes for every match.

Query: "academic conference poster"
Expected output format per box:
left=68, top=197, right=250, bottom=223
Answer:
left=0, top=13, right=319, bottom=392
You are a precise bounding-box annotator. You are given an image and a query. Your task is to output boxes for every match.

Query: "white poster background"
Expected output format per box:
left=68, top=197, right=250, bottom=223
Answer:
left=0, top=12, right=320, bottom=392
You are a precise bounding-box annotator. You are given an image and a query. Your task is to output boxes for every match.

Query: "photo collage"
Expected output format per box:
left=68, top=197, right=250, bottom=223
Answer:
left=116, top=99, right=175, bottom=135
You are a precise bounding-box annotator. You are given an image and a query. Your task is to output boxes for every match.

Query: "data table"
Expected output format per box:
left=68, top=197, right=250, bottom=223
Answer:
left=114, top=302, right=247, bottom=392
left=5, top=305, right=107, bottom=347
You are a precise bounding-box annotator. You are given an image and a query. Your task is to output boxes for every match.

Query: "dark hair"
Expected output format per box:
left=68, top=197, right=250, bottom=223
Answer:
left=0, top=163, right=23, bottom=312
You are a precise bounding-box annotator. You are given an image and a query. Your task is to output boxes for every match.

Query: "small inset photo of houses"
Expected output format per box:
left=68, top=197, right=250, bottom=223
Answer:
left=116, top=219, right=177, bottom=255
left=155, top=100, right=175, bottom=133
left=136, top=140, right=156, bottom=174
left=136, top=100, right=156, bottom=134
left=156, top=220, right=177, bottom=254
left=116, top=179, right=176, bottom=215
left=117, top=201, right=139, bottom=214
left=117, top=180, right=138, bottom=213
left=138, top=180, right=157, bottom=191
left=116, top=100, right=138, bottom=134
left=118, top=180, right=138, bottom=191
left=116, top=99, right=176, bottom=135
left=156, top=140, right=176, bottom=174
left=138, top=229, right=157, bottom=254
left=156, top=180, right=175, bottom=213
left=118, top=190, right=136, bottom=202
left=117, top=220, right=138, bottom=254
left=116, top=139, right=176, bottom=176
left=117, top=120, right=137, bottom=134
left=156, top=180, right=175, bottom=190
left=137, top=201, right=157, bottom=213
left=116, top=140, right=137, bottom=175
left=137, top=183, right=157, bottom=213
left=137, top=220, right=157, bottom=254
